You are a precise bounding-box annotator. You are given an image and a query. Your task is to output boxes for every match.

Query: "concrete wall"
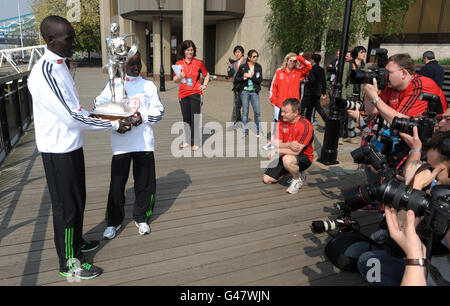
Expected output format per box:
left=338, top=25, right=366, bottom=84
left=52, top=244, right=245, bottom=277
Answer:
left=214, top=0, right=282, bottom=81
left=380, top=43, right=450, bottom=61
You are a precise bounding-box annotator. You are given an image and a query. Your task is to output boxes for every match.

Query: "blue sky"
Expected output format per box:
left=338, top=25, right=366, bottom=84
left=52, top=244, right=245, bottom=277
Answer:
left=0, top=0, right=32, bottom=21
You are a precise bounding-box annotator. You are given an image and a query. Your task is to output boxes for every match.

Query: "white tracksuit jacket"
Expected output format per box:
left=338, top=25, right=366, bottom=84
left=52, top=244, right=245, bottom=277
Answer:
left=28, top=49, right=120, bottom=153
left=94, top=75, right=164, bottom=155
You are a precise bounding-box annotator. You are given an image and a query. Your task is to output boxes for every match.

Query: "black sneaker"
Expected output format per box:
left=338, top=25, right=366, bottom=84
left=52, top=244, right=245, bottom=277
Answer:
left=81, top=239, right=100, bottom=253
left=60, top=262, right=103, bottom=280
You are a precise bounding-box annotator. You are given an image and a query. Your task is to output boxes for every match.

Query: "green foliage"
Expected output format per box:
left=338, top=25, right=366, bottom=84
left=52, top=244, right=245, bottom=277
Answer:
left=266, top=0, right=416, bottom=54
left=29, top=0, right=101, bottom=55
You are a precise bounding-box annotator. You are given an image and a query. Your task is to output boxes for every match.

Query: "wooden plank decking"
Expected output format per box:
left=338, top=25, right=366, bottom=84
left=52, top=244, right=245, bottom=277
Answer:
left=0, top=68, right=381, bottom=286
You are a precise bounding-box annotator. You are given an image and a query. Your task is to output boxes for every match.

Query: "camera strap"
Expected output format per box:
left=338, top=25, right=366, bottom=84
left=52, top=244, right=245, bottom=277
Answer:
left=410, top=163, right=432, bottom=188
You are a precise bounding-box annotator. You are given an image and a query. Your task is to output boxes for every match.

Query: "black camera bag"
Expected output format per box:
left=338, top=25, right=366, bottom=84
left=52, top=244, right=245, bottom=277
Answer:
left=325, top=231, right=382, bottom=271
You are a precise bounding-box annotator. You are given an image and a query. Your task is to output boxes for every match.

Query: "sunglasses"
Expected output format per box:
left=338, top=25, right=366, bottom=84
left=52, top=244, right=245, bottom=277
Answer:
left=251, top=55, right=259, bottom=58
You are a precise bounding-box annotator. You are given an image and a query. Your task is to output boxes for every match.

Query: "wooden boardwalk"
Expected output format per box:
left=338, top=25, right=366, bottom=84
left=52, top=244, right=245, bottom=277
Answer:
left=0, top=68, right=381, bottom=286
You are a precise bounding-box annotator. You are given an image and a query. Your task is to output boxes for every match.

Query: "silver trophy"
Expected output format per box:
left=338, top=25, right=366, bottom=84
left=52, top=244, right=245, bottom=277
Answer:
left=91, top=23, right=139, bottom=120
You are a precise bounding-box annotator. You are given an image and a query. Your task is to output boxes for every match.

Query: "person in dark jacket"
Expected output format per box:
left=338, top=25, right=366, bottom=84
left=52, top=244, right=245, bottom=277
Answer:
left=235, top=49, right=263, bottom=137
left=302, top=53, right=328, bottom=124
left=419, top=51, right=445, bottom=89
left=227, top=45, right=246, bottom=124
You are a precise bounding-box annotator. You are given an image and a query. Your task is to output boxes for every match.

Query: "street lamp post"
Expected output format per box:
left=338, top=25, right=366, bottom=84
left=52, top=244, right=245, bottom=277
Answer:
left=158, top=0, right=166, bottom=92
left=317, top=0, right=353, bottom=165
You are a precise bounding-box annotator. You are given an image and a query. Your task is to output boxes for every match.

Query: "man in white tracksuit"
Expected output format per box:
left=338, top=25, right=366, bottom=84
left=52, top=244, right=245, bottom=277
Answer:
left=28, top=15, right=132, bottom=280
left=94, top=52, right=164, bottom=240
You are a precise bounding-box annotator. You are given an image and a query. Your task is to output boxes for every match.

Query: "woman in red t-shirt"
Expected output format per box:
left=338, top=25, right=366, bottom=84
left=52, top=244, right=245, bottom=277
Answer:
left=173, top=40, right=210, bottom=151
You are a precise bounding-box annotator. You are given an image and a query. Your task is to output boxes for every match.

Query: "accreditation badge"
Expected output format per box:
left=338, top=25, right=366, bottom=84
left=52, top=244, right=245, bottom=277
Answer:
left=186, top=78, right=193, bottom=87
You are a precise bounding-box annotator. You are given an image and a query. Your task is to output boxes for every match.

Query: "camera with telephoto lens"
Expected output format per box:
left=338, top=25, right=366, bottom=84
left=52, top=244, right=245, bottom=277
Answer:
left=339, top=144, right=397, bottom=212
left=377, top=181, right=450, bottom=236
left=350, top=48, right=389, bottom=90
left=335, top=93, right=362, bottom=110
left=390, top=92, right=444, bottom=143
left=311, top=144, right=395, bottom=234
left=311, top=209, right=359, bottom=234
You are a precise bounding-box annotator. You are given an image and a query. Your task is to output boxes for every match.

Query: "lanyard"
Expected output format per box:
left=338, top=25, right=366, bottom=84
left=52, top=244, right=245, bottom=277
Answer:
left=248, top=65, right=255, bottom=76
left=236, top=58, right=244, bottom=70
left=183, top=58, right=195, bottom=77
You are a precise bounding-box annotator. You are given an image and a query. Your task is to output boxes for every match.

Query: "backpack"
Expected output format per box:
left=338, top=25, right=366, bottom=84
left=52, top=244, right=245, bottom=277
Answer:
left=325, top=232, right=382, bottom=271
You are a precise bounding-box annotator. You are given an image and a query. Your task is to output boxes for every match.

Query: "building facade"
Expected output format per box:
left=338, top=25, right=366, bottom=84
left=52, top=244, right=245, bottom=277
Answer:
left=99, top=0, right=282, bottom=81
left=99, top=0, right=449, bottom=82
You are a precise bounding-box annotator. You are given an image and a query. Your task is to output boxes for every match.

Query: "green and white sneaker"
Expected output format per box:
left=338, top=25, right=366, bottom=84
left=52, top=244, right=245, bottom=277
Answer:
left=60, top=262, right=103, bottom=280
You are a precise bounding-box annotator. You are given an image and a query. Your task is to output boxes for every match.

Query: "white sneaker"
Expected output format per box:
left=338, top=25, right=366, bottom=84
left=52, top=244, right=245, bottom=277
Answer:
left=286, top=178, right=303, bottom=194
left=103, top=225, right=121, bottom=240
left=135, top=222, right=150, bottom=235
left=263, top=142, right=274, bottom=151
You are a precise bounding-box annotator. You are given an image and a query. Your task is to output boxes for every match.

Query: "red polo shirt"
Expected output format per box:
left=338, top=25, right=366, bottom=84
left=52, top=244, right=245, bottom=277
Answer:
left=174, top=58, right=208, bottom=99
left=380, top=74, right=447, bottom=117
left=277, top=116, right=314, bottom=163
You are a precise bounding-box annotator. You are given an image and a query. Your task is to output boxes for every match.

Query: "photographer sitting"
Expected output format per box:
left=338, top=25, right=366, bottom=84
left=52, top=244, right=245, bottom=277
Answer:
left=357, top=132, right=450, bottom=286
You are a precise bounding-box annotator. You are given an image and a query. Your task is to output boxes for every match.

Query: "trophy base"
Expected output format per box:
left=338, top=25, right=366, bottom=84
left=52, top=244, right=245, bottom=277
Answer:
left=90, top=101, right=135, bottom=121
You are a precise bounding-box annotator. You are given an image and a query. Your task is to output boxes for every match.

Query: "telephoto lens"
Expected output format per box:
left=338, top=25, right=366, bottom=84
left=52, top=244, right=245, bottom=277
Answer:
left=377, top=179, right=429, bottom=216
left=311, top=220, right=340, bottom=233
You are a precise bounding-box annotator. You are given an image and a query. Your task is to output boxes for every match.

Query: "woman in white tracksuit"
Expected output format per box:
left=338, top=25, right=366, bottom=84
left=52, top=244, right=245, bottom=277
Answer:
left=94, top=52, right=164, bottom=239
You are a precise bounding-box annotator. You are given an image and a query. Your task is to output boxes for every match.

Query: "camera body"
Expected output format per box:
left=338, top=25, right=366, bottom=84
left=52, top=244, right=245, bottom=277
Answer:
left=390, top=92, right=444, bottom=143
left=391, top=117, right=435, bottom=143
left=350, top=48, right=389, bottom=90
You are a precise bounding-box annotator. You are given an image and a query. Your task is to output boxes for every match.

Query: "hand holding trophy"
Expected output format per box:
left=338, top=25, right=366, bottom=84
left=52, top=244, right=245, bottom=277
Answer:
left=90, top=23, right=139, bottom=122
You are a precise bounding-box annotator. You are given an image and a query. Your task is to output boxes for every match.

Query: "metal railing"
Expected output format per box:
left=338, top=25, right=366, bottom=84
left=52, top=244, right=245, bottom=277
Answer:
left=0, top=71, right=32, bottom=165
left=0, top=45, right=46, bottom=73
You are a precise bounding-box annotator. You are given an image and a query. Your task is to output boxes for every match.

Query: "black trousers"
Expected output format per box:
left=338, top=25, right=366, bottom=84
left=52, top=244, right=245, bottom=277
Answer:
left=302, top=95, right=328, bottom=123
left=179, top=94, right=202, bottom=146
left=231, top=90, right=242, bottom=122
left=41, top=148, right=87, bottom=272
left=106, top=151, right=156, bottom=227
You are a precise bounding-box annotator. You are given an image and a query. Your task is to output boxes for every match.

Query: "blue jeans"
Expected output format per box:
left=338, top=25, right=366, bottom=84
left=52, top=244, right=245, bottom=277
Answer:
left=240, top=90, right=261, bottom=134
left=357, top=250, right=405, bottom=286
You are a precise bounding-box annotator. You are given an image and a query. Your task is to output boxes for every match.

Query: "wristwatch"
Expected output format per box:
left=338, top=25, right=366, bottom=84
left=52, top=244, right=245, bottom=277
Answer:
left=405, top=258, right=427, bottom=267
left=372, top=96, right=380, bottom=106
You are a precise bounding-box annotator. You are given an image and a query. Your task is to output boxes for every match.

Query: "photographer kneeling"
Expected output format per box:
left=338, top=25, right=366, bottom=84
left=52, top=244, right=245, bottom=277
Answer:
left=357, top=132, right=450, bottom=286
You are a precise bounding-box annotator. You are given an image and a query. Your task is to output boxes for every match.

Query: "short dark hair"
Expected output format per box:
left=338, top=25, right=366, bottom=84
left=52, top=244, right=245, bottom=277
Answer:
left=40, top=15, right=71, bottom=42
left=282, top=98, right=300, bottom=113
left=423, top=131, right=450, bottom=161
left=423, top=51, right=435, bottom=60
left=233, top=45, right=244, bottom=54
left=178, top=40, right=197, bottom=59
left=388, top=53, right=416, bottom=75
left=311, top=53, right=321, bottom=64
left=351, top=46, right=367, bottom=60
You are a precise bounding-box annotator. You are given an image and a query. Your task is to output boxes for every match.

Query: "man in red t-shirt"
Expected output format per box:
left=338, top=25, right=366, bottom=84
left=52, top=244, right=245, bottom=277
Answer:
left=364, top=53, right=447, bottom=124
left=263, top=98, right=314, bottom=194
